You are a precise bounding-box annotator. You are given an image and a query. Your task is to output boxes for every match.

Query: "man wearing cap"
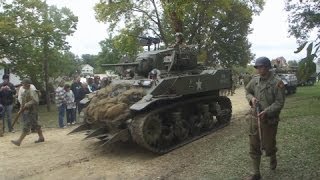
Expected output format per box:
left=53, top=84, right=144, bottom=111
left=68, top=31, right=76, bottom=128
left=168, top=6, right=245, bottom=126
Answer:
left=244, top=57, right=286, bottom=180
left=0, top=74, right=16, bottom=133
left=11, top=78, right=45, bottom=146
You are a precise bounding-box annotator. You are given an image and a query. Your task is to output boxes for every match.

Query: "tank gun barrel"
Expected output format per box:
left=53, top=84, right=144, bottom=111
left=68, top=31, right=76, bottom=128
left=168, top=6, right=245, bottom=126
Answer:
left=101, top=62, right=139, bottom=67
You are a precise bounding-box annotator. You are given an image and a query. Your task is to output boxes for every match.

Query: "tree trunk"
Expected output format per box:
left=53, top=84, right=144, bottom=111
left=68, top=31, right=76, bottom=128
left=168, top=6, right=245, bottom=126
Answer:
left=43, top=1, right=50, bottom=111
left=43, top=36, right=50, bottom=111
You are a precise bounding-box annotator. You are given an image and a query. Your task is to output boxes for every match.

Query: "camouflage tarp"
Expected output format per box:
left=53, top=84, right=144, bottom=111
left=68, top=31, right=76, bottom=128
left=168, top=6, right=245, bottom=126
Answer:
left=83, top=84, right=146, bottom=124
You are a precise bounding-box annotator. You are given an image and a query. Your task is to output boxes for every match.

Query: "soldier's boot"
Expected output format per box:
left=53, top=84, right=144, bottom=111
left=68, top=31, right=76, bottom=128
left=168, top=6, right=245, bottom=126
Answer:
left=11, top=132, right=28, bottom=146
left=270, top=154, right=277, bottom=170
left=245, top=157, right=261, bottom=180
left=35, top=128, right=45, bottom=143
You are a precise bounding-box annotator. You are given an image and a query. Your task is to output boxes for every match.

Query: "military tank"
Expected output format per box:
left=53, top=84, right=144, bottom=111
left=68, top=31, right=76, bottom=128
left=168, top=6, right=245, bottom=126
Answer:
left=70, top=45, right=232, bottom=154
left=272, top=57, right=298, bottom=94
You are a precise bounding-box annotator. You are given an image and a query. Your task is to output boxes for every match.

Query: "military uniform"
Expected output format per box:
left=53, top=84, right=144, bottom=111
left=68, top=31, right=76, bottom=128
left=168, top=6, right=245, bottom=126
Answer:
left=245, top=72, right=285, bottom=177
left=21, top=88, right=41, bottom=133
left=11, top=78, right=44, bottom=146
left=243, top=73, right=252, bottom=87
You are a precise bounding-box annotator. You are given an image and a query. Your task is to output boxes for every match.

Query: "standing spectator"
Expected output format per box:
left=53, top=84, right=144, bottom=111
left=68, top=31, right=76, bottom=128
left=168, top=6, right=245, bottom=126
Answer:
left=78, top=82, right=90, bottom=113
left=11, top=78, right=45, bottom=146
left=101, top=77, right=111, bottom=88
left=0, top=74, right=16, bottom=133
left=0, top=104, right=4, bottom=137
left=64, top=84, right=76, bottom=125
left=55, top=80, right=66, bottom=128
left=92, top=76, right=101, bottom=90
left=71, top=76, right=82, bottom=117
left=87, top=77, right=96, bottom=92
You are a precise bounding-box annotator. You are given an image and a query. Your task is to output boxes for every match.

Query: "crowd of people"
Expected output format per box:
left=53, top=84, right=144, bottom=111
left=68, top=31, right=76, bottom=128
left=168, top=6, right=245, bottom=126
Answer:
left=55, top=76, right=102, bottom=128
left=0, top=74, right=108, bottom=138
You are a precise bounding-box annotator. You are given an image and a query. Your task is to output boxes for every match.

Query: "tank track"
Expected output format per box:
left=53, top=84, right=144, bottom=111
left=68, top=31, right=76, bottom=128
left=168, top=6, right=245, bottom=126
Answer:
left=130, top=95, right=232, bottom=154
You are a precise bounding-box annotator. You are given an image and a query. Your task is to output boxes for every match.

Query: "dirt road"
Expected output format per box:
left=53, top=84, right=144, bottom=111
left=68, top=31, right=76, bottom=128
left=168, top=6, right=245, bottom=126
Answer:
left=0, top=87, right=250, bottom=180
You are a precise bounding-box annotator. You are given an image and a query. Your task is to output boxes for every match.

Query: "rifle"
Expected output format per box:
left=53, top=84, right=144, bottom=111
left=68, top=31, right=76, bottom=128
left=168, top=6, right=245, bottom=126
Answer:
left=255, top=102, right=263, bottom=151
left=11, top=107, right=25, bottom=128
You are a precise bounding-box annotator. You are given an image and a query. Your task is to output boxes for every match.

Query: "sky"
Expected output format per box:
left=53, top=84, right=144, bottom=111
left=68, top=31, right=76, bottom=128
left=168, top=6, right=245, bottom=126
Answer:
left=47, top=0, right=305, bottom=61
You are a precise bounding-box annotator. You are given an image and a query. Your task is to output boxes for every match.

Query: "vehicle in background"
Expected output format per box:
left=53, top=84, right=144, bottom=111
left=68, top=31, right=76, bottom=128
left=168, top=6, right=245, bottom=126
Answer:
left=298, top=72, right=317, bottom=86
left=278, top=73, right=298, bottom=95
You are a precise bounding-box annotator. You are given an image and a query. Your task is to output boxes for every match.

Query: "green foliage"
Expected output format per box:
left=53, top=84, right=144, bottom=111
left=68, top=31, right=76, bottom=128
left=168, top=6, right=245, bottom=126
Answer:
left=0, top=0, right=78, bottom=85
left=81, top=54, right=97, bottom=68
left=281, top=82, right=320, bottom=118
left=94, top=0, right=264, bottom=68
left=95, top=28, right=145, bottom=73
left=95, top=0, right=168, bottom=43
left=285, top=0, right=320, bottom=41
left=286, top=0, right=320, bottom=61
left=297, top=57, right=316, bottom=82
left=232, top=64, right=256, bottom=77
left=288, top=60, right=298, bottom=67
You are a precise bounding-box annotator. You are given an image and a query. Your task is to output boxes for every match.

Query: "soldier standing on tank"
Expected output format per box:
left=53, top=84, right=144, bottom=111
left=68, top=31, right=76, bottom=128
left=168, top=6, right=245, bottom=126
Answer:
left=245, top=57, right=285, bottom=180
left=171, top=32, right=186, bottom=48
left=11, top=78, right=45, bottom=146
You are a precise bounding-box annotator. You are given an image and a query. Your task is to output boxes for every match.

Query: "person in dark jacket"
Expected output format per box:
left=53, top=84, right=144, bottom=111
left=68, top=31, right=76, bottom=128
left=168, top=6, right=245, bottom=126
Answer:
left=0, top=74, right=16, bottom=133
left=78, top=82, right=90, bottom=114
left=71, top=76, right=82, bottom=117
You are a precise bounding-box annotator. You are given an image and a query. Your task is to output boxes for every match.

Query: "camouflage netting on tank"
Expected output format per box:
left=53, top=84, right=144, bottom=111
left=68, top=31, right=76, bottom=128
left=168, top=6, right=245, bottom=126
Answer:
left=83, top=84, right=146, bottom=124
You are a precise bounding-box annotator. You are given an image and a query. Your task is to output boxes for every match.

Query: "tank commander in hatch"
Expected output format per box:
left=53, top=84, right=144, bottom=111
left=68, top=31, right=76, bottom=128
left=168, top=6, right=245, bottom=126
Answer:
left=170, top=32, right=187, bottom=48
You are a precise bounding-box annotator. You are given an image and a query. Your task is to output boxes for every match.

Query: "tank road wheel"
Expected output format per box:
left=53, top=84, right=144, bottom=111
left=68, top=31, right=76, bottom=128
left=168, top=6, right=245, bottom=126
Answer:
left=130, top=113, right=175, bottom=154
left=142, top=115, right=162, bottom=145
left=201, top=104, right=216, bottom=130
left=216, top=96, right=232, bottom=124
left=172, top=112, right=189, bottom=141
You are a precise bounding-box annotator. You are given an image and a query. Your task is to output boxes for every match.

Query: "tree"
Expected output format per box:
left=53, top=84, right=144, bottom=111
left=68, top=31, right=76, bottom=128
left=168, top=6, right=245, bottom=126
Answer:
left=285, top=0, right=320, bottom=60
left=297, top=57, right=316, bottom=83
left=95, top=0, right=264, bottom=67
left=288, top=60, right=298, bottom=67
left=81, top=54, right=97, bottom=68
left=95, top=27, right=146, bottom=73
left=0, top=0, right=78, bottom=110
left=95, top=0, right=169, bottom=45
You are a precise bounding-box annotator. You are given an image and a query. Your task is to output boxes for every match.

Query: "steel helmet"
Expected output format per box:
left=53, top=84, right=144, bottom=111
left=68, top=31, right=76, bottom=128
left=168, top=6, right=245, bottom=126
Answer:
left=21, top=78, right=32, bottom=85
left=254, top=56, right=272, bottom=69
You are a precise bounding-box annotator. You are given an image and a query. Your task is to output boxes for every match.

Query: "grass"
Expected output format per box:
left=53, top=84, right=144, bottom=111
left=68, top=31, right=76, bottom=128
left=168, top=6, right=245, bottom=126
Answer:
left=281, top=83, right=320, bottom=118
left=229, top=83, right=320, bottom=179
left=174, top=82, right=320, bottom=180
left=12, top=104, right=62, bottom=130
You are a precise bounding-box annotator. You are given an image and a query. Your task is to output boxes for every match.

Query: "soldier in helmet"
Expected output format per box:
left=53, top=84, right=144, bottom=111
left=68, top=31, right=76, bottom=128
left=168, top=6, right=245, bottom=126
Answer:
left=245, top=57, right=286, bottom=180
left=11, top=78, right=45, bottom=146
